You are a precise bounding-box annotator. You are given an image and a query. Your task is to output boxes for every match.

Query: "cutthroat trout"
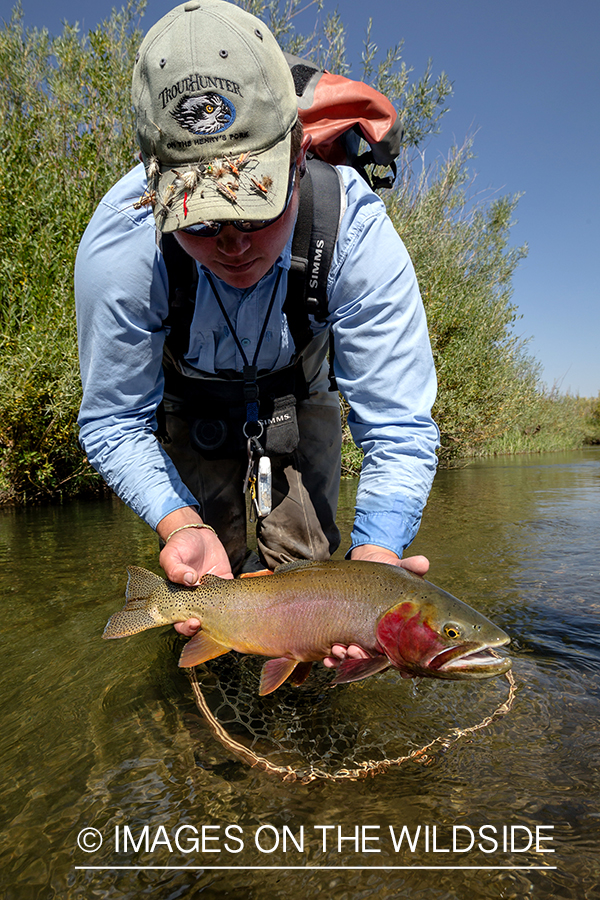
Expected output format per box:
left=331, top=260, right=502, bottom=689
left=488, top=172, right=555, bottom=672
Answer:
left=103, top=560, right=511, bottom=694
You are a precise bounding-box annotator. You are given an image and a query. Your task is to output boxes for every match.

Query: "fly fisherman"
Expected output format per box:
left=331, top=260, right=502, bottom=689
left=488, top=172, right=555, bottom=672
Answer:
left=75, top=0, right=439, bottom=663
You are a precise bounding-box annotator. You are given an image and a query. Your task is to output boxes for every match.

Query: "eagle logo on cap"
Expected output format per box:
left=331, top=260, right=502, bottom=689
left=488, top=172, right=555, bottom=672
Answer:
left=171, top=93, right=235, bottom=135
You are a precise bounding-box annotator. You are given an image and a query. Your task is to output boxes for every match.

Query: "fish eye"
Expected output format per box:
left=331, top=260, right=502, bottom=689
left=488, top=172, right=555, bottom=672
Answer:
left=444, top=624, right=461, bottom=639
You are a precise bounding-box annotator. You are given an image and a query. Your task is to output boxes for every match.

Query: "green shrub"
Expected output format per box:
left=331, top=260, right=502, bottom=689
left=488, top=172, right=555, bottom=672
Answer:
left=387, top=142, right=540, bottom=460
left=0, top=2, right=142, bottom=501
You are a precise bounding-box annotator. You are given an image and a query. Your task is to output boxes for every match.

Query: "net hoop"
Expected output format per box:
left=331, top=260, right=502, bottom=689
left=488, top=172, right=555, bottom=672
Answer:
left=188, top=662, right=516, bottom=784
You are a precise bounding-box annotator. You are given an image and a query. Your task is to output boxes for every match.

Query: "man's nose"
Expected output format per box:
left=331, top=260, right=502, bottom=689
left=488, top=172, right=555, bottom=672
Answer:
left=216, top=226, right=252, bottom=255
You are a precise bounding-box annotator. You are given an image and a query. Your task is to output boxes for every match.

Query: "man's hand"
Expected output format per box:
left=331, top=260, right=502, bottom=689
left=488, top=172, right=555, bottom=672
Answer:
left=349, top=544, right=429, bottom=576
left=322, top=546, right=430, bottom=667
left=157, top=508, right=233, bottom=637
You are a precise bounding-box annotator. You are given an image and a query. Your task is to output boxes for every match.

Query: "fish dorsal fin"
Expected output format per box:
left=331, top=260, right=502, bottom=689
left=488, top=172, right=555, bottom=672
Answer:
left=197, top=573, right=229, bottom=587
left=178, top=631, right=231, bottom=668
left=273, top=559, right=320, bottom=575
left=259, top=658, right=299, bottom=695
left=126, top=566, right=163, bottom=602
left=239, top=569, right=273, bottom=578
left=331, top=655, right=390, bottom=686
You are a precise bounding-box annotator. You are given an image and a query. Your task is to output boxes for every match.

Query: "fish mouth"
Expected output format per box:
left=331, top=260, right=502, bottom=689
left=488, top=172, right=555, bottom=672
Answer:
left=428, top=643, right=512, bottom=679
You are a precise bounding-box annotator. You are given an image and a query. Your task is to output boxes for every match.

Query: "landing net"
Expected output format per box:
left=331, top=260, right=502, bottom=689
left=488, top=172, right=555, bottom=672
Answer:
left=188, top=653, right=516, bottom=783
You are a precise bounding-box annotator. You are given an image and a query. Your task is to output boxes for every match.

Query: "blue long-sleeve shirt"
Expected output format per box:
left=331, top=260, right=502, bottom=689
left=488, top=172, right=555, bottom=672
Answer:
left=75, top=163, right=439, bottom=555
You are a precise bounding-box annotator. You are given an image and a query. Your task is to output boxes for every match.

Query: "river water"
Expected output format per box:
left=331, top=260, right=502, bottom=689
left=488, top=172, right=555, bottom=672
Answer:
left=1, top=450, right=599, bottom=899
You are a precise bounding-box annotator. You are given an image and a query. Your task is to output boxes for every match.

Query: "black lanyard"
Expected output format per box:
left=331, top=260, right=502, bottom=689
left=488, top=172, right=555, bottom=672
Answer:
left=204, top=268, right=283, bottom=431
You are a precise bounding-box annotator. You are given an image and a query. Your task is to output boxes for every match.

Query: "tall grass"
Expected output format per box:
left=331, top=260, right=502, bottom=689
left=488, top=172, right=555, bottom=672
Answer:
left=480, top=389, right=600, bottom=456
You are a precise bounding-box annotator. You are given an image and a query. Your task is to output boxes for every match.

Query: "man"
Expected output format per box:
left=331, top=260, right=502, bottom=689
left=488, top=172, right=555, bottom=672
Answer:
left=75, top=0, right=439, bottom=661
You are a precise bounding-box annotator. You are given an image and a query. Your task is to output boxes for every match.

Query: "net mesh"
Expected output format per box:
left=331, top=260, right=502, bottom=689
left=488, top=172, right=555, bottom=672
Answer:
left=188, top=653, right=516, bottom=783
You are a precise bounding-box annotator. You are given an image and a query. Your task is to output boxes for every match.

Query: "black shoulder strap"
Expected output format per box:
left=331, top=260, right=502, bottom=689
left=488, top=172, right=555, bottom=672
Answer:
left=285, top=158, right=343, bottom=330
left=284, top=158, right=343, bottom=390
left=161, top=232, right=198, bottom=362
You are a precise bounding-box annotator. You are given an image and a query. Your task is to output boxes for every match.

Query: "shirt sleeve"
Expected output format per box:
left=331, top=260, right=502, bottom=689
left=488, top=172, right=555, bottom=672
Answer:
left=75, top=167, right=200, bottom=529
left=328, top=169, right=440, bottom=557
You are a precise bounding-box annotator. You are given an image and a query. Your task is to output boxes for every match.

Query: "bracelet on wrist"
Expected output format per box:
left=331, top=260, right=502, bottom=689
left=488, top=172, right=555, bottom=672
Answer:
left=165, top=523, right=216, bottom=543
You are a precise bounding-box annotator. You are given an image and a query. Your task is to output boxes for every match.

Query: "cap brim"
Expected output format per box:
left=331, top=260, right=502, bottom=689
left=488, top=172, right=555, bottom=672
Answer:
left=151, top=132, right=293, bottom=234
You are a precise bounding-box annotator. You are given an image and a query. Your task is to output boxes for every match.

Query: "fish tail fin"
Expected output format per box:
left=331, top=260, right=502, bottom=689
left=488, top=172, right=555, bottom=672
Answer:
left=125, top=566, right=163, bottom=601
left=103, top=566, right=168, bottom=639
left=103, top=608, right=160, bottom=639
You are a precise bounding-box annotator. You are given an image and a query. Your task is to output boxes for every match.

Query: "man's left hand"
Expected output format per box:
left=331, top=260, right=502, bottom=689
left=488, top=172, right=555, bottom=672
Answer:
left=349, top=544, right=429, bottom=574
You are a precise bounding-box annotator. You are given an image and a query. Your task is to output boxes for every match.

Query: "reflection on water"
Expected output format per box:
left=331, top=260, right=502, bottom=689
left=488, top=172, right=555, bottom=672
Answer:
left=1, top=450, right=599, bottom=898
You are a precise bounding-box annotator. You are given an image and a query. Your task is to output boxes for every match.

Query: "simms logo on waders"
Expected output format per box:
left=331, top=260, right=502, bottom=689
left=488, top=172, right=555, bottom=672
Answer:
left=260, top=413, right=293, bottom=428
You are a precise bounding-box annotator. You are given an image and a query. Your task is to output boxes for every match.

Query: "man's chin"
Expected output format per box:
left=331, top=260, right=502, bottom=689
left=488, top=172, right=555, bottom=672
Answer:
left=216, top=259, right=265, bottom=288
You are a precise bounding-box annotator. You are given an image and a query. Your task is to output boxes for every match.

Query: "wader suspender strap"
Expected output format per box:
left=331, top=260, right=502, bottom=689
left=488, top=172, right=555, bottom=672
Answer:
left=285, top=158, right=344, bottom=389
left=155, top=235, right=198, bottom=441
left=161, top=234, right=198, bottom=363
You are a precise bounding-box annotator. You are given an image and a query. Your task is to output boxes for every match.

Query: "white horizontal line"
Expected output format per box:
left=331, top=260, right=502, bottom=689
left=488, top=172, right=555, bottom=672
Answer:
left=75, top=865, right=557, bottom=871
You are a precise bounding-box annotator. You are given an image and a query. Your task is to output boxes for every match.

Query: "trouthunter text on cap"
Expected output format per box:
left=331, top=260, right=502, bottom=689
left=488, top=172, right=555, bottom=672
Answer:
left=132, top=0, right=298, bottom=233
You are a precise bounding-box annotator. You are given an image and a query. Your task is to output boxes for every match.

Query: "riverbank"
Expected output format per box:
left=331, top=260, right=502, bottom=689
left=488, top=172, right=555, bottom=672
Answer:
left=1, top=383, right=598, bottom=503
left=339, top=392, right=600, bottom=477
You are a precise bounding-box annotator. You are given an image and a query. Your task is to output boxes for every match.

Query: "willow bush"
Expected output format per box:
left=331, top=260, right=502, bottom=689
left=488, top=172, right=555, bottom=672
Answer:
left=387, top=142, right=536, bottom=460
left=0, top=0, right=591, bottom=502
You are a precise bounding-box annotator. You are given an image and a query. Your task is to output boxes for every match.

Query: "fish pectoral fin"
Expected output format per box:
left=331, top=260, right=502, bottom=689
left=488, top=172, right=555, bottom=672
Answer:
left=289, top=661, right=313, bottom=686
left=259, top=658, right=300, bottom=695
left=331, top=655, right=391, bottom=686
left=178, top=631, right=231, bottom=668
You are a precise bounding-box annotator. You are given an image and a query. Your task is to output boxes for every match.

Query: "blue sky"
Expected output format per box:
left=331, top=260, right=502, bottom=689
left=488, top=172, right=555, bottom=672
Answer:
left=9, top=0, right=600, bottom=397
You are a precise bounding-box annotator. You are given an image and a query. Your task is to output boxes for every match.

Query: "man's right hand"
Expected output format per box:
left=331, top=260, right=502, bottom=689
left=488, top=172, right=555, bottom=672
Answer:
left=157, top=507, right=233, bottom=636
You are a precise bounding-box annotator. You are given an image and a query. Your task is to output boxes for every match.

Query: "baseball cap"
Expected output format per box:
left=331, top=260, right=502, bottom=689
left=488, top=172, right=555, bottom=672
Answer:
left=132, top=0, right=298, bottom=233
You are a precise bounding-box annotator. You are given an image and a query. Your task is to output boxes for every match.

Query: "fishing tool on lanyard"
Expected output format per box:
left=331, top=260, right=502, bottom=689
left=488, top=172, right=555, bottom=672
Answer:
left=205, top=270, right=284, bottom=519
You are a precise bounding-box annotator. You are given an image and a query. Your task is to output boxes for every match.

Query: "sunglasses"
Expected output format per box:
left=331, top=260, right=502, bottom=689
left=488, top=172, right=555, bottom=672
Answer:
left=179, top=165, right=296, bottom=238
